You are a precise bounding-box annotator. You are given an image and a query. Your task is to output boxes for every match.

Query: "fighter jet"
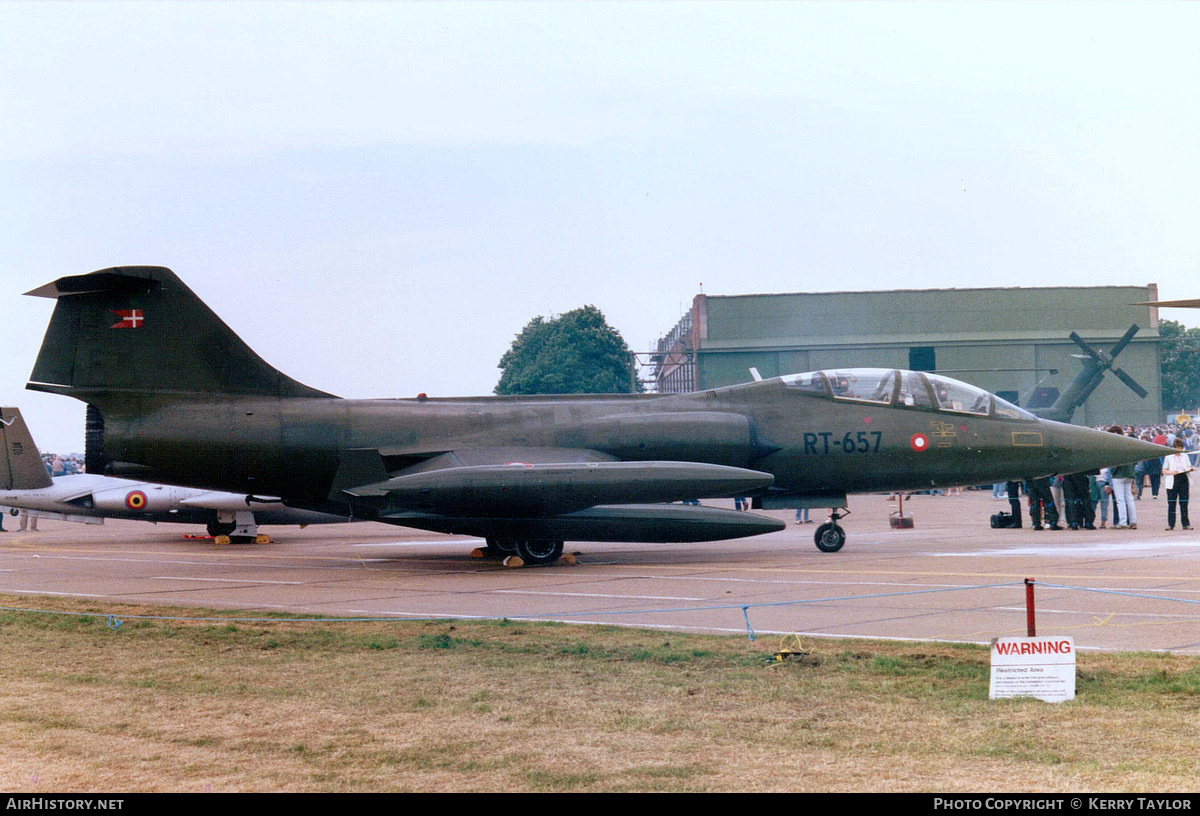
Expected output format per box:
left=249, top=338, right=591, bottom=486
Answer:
left=24, top=267, right=1169, bottom=560
left=0, top=406, right=350, bottom=542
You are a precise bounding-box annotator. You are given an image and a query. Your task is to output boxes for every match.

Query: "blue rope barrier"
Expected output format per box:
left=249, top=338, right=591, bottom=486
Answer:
left=0, top=605, right=458, bottom=625
left=1036, top=582, right=1200, bottom=607
left=741, top=606, right=755, bottom=641
left=0, top=580, right=1028, bottom=641
left=11, top=580, right=1200, bottom=643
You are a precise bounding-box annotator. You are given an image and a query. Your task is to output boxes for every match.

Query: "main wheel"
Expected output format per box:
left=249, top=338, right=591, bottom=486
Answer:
left=813, top=523, right=845, bottom=553
left=486, top=537, right=519, bottom=556
left=515, top=539, right=564, bottom=566
left=207, top=521, right=236, bottom=537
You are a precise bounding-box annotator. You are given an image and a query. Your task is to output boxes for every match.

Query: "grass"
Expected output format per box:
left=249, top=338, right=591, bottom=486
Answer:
left=1, top=598, right=1200, bottom=791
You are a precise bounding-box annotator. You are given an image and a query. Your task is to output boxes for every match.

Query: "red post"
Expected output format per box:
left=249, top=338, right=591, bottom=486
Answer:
left=1024, top=578, right=1036, bottom=637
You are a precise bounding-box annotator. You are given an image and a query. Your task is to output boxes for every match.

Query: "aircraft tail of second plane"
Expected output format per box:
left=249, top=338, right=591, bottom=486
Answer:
left=0, top=408, right=53, bottom=491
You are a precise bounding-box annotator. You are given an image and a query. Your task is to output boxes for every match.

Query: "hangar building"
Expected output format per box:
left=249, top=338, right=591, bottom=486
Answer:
left=650, top=285, right=1164, bottom=428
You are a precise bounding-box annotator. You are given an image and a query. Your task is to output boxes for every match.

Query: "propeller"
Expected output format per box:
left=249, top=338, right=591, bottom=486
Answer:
left=1067, top=325, right=1149, bottom=401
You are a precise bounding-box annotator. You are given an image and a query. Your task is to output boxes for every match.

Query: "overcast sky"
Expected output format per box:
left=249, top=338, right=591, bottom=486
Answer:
left=2, top=1, right=1197, bottom=454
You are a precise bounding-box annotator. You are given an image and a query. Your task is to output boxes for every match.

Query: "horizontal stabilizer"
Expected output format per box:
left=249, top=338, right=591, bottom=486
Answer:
left=343, top=460, right=775, bottom=516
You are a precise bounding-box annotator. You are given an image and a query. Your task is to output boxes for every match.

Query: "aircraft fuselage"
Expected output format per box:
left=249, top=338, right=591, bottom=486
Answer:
left=98, top=376, right=1137, bottom=509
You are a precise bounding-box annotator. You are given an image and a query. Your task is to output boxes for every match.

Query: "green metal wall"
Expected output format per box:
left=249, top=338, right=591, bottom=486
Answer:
left=692, top=286, right=1163, bottom=427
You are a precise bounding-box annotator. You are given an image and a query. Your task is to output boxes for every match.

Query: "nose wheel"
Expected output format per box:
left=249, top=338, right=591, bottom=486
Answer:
left=813, top=509, right=849, bottom=552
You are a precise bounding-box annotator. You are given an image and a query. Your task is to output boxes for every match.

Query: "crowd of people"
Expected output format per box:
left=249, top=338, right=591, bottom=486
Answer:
left=993, top=423, right=1194, bottom=532
left=42, top=452, right=84, bottom=477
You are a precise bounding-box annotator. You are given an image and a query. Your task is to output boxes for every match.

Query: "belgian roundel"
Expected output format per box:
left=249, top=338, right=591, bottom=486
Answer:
left=125, top=490, right=148, bottom=510
left=910, top=433, right=930, bottom=452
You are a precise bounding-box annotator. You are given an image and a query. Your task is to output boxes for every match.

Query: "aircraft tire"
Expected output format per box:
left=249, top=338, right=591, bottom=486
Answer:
left=814, top=523, right=846, bottom=553
left=515, top=539, right=564, bottom=566
left=487, top=537, right=520, bottom=556
left=207, top=521, right=236, bottom=537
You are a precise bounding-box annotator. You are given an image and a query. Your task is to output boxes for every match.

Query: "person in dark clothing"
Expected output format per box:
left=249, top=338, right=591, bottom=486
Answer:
left=1005, top=480, right=1023, bottom=528
left=1144, top=454, right=1163, bottom=500
left=1025, top=476, right=1062, bottom=530
left=1062, top=471, right=1097, bottom=530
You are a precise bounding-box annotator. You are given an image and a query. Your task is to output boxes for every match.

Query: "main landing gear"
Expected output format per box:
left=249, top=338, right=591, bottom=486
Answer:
left=479, top=537, right=565, bottom=566
left=813, top=508, right=850, bottom=553
left=206, top=511, right=270, bottom=545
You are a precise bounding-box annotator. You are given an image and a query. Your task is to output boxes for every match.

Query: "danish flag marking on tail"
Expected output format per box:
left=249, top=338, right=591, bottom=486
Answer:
left=111, top=309, right=144, bottom=329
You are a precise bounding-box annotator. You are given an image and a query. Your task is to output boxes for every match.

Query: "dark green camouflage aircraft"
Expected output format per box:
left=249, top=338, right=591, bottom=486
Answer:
left=25, top=267, right=1169, bottom=563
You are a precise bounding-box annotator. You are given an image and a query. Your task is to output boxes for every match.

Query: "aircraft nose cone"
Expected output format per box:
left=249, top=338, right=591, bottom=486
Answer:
left=1041, top=421, right=1173, bottom=474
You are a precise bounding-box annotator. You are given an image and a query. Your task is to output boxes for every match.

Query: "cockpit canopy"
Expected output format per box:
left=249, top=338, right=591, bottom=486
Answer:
left=780, top=368, right=1035, bottom=420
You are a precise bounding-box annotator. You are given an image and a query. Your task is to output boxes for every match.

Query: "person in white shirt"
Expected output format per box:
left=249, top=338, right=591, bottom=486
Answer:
left=1162, top=438, right=1192, bottom=531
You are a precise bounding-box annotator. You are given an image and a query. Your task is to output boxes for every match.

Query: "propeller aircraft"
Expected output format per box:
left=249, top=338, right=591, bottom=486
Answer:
left=1028, top=325, right=1149, bottom=424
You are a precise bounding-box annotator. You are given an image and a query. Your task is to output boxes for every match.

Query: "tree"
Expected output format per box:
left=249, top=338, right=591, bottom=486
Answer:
left=1159, top=319, right=1200, bottom=410
left=495, top=305, right=642, bottom=395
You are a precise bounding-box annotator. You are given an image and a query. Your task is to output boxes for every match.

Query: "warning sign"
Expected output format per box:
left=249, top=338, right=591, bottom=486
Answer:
left=989, top=636, right=1075, bottom=703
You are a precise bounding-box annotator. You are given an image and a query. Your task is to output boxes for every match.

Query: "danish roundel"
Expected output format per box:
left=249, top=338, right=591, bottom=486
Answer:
left=910, top=433, right=930, bottom=452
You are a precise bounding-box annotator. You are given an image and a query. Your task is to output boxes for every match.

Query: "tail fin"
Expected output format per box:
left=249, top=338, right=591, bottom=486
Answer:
left=0, top=408, right=53, bottom=490
left=26, top=266, right=334, bottom=409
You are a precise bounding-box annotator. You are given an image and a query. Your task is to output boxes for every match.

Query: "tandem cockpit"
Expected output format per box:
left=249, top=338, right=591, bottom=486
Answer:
left=775, top=368, right=1036, bottom=555
left=780, top=368, right=1035, bottom=421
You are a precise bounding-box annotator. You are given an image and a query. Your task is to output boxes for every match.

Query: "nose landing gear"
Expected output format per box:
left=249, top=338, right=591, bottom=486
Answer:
left=813, top=508, right=850, bottom=552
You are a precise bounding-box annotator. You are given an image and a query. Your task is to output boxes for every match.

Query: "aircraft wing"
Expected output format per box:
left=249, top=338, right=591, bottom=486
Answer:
left=326, top=447, right=785, bottom=542
left=1132, top=298, right=1200, bottom=308
left=0, top=507, right=104, bottom=525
